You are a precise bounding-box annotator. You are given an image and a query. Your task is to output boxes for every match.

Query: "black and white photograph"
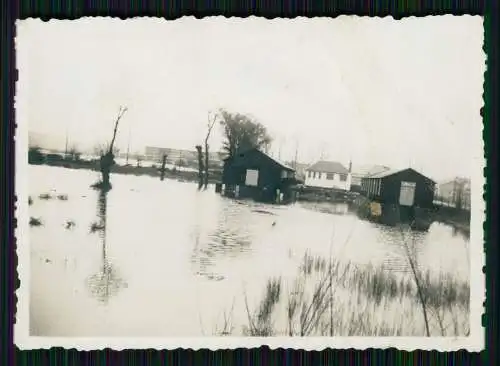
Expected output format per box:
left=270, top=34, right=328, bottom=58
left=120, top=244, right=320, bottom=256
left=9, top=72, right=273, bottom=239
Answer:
left=15, top=16, right=485, bottom=351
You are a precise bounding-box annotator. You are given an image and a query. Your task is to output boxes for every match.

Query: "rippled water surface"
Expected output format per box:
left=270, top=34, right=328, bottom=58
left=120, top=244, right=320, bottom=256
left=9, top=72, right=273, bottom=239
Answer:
left=28, top=165, right=470, bottom=336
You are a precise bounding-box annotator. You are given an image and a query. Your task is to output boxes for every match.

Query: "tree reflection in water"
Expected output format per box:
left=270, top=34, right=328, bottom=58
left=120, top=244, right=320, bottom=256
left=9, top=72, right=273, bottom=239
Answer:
left=86, top=189, right=127, bottom=304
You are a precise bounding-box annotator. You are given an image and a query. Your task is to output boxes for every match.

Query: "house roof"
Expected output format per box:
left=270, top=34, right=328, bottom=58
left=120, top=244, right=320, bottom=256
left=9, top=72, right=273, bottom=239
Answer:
left=351, top=164, right=391, bottom=177
left=366, top=167, right=436, bottom=183
left=306, top=160, right=349, bottom=174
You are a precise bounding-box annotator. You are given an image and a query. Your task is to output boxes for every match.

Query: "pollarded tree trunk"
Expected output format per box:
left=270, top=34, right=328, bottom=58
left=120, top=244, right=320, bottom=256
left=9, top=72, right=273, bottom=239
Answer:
left=160, top=154, right=167, bottom=181
left=196, top=145, right=204, bottom=189
left=204, top=142, right=209, bottom=189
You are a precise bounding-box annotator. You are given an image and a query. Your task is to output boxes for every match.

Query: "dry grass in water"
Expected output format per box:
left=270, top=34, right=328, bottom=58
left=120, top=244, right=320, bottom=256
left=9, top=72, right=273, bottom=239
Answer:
left=217, top=249, right=469, bottom=337
left=89, top=222, right=105, bottom=233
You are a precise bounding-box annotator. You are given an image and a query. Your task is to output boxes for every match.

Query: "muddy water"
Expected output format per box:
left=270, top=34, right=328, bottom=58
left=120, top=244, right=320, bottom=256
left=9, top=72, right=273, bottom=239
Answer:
left=28, top=165, right=470, bottom=336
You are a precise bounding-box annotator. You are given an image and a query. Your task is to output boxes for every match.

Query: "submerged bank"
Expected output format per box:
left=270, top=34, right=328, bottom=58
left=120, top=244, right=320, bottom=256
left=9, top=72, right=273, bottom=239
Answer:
left=29, top=160, right=470, bottom=235
left=29, top=159, right=222, bottom=184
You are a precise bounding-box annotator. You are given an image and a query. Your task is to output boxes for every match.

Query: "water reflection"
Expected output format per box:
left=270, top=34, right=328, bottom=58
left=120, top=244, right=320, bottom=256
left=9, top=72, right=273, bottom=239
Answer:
left=191, top=201, right=253, bottom=280
left=86, top=190, right=127, bottom=303
left=298, top=202, right=349, bottom=216
left=378, top=225, right=428, bottom=274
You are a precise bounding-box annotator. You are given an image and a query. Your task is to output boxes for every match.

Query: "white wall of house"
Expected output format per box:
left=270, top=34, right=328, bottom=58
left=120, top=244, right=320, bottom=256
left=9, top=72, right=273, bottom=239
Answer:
left=305, top=171, right=351, bottom=190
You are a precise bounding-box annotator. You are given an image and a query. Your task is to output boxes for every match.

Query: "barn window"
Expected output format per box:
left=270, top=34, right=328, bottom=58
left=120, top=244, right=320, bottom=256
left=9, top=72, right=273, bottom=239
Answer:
left=245, top=169, right=259, bottom=186
left=377, top=180, right=381, bottom=195
left=307, top=170, right=311, bottom=178
left=326, top=173, right=334, bottom=180
left=313, top=172, right=317, bottom=179
left=318, top=172, right=322, bottom=179
left=339, top=174, right=347, bottom=182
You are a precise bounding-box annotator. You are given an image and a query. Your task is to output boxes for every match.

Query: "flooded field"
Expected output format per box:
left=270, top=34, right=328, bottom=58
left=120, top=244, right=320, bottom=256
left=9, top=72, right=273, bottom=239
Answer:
left=28, top=165, right=470, bottom=337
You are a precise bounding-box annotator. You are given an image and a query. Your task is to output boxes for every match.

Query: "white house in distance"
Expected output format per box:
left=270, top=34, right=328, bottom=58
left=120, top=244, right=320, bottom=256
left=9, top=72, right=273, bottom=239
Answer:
left=305, top=160, right=351, bottom=191
left=350, top=164, right=391, bottom=192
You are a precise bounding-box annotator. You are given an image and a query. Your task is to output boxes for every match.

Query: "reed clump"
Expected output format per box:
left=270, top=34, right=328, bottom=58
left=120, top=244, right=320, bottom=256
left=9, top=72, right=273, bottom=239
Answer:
left=29, top=217, right=43, bottom=227
left=217, top=250, right=469, bottom=337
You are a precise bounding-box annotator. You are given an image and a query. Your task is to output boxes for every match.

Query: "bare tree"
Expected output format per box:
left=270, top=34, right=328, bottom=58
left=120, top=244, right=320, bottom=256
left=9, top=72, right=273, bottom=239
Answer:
left=204, top=112, right=218, bottom=188
left=92, top=106, right=128, bottom=190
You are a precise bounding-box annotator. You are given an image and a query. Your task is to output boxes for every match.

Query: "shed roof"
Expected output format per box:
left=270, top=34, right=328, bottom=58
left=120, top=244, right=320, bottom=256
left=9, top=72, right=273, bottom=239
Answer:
left=306, top=160, right=349, bottom=174
left=365, top=167, right=436, bottom=183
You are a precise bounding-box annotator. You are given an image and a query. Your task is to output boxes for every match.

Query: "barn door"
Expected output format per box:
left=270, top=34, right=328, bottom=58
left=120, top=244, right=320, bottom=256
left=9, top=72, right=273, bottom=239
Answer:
left=245, top=169, right=259, bottom=186
left=399, top=181, right=416, bottom=206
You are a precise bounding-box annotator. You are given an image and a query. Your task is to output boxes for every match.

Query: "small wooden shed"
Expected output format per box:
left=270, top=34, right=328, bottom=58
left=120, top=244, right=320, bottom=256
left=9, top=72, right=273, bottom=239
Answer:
left=361, top=168, right=436, bottom=209
left=221, top=148, right=297, bottom=203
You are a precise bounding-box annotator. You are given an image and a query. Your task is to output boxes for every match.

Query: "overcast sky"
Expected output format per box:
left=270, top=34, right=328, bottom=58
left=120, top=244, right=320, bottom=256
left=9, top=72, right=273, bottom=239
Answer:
left=17, top=16, right=484, bottom=181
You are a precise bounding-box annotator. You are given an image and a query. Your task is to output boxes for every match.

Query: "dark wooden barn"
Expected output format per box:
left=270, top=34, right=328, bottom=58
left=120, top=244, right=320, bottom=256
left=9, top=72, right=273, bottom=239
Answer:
left=220, top=148, right=298, bottom=203
left=361, top=168, right=436, bottom=208
left=361, top=168, right=436, bottom=224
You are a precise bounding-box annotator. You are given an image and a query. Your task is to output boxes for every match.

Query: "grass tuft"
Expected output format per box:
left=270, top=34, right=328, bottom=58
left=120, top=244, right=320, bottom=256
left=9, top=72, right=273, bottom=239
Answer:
left=30, top=217, right=43, bottom=227
left=89, top=221, right=105, bottom=233
left=57, top=194, right=69, bottom=201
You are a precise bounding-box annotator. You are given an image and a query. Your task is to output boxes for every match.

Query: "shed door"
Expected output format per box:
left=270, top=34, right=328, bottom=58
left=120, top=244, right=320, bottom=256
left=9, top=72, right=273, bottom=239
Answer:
left=245, top=169, right=259, bottom=186
left=399, top=181, right=416, bottom=206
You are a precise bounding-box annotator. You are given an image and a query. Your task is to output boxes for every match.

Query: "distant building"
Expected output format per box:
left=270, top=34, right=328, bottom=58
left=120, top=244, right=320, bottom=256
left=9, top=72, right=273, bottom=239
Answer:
left=361, top=168, right=436, bottom=209
left=144, top=146, right=226, bottom=166
left=221, top=148, right=297, bottom=203
left=350, top=164, right=391, bottom=191
left=304, top=160, right=351, bottom=191
left=435, top=177, right=471, bottom=210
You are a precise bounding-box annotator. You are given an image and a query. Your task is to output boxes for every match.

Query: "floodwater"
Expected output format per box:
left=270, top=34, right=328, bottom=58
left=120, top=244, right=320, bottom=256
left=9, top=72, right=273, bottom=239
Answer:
left=28, top=165, right=470, bottom=337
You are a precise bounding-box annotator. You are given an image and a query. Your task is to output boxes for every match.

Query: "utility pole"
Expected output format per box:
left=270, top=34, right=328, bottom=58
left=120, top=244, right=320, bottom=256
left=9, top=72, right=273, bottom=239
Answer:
left=293, top=140, right=299, bottom=170
left=125, top=124, right=132, bottom=165
left=64, top=126, right=69, bottom=157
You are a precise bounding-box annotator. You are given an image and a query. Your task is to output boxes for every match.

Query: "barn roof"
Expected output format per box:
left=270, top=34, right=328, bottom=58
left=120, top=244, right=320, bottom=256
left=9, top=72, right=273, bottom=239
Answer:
left=351, top=164, right=391, bottom=177
left=223, top=148, right=295, bottom=171
left=366, top=167, right=436, bottom=183
left=259, top=150, right=295, bottom=171
left=306, top=160, right=349, bottom=174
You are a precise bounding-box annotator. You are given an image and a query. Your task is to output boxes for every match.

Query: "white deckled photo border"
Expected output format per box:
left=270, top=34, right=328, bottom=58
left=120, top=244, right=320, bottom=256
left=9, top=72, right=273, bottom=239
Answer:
left=14, top=16, right=486, bottom=351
